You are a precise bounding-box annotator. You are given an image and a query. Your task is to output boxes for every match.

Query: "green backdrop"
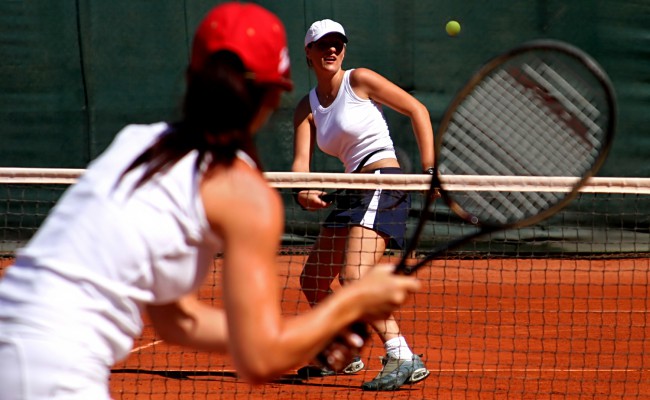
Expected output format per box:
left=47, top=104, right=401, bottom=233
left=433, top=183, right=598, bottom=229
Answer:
left=1, top=0, right=648, bottom=177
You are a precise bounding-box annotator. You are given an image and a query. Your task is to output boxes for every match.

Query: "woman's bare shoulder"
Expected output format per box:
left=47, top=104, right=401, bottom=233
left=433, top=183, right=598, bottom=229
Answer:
left=200, top=163, right=283, bottom=234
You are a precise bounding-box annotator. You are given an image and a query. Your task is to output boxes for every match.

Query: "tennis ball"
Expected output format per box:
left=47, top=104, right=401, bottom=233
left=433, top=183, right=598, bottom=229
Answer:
left=446, top=20, right=461, bottom=37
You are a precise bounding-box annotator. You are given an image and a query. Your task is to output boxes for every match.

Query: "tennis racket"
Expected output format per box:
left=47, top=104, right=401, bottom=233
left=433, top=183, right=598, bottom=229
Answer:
left=396, top=39, right=616, bottom=274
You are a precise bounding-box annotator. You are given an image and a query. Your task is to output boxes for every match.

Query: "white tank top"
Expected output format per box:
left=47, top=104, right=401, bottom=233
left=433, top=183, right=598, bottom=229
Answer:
left=309, top=69, right=396, bottom=172
left=0, top=122, right=230, bottom=364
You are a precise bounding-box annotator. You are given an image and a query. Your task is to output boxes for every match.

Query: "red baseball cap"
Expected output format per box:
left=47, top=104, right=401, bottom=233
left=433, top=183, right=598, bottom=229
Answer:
left=190, top=2, right=293, bottom=91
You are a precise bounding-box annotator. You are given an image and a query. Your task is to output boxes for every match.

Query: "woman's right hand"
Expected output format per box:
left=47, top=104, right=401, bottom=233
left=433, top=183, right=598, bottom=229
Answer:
left=315, top=264, right=419, bottom=372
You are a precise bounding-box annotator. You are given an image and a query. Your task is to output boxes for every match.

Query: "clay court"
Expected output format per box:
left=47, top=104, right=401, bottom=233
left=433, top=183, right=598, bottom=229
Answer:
left=102, top=254, right=650, bottom=399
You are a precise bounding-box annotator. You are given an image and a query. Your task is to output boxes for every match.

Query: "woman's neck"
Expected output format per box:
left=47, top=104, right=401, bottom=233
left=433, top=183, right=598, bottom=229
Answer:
left=316, top=69, right=345, bottom=106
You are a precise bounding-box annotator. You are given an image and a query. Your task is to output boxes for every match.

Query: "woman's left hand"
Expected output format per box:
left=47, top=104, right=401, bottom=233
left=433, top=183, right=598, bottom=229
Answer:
left=297, top=189, right=332, bottom=211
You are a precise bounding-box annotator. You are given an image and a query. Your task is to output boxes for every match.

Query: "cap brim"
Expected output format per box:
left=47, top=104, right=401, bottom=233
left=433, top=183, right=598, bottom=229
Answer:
left=308, top=32, right=348, bottom=46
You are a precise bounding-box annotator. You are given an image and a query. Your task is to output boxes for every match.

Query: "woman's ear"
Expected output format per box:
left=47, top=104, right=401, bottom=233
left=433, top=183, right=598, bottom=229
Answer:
left=304, top=46, right=313, bottom=68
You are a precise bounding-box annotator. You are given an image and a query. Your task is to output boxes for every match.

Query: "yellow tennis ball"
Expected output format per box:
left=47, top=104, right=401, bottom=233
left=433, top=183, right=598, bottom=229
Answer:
left=446, top=20, right=461, bottom=37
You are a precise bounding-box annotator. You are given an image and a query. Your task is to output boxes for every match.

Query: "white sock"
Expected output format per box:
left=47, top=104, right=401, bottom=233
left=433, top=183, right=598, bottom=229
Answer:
left=384, top=336, right=414, bottom=360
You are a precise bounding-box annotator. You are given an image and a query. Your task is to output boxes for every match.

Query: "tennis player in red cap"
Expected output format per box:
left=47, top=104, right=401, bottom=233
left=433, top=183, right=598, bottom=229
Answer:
left=0, top=3, right=421, bottom=398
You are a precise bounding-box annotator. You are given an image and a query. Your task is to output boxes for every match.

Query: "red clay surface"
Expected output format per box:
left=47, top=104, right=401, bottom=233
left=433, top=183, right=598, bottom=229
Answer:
left=2, top=255, right=649, bottom=399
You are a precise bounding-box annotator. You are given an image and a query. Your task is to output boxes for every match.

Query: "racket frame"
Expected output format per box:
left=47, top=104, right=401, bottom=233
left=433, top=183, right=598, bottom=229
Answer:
left=397, top=39, right=617, bottom=275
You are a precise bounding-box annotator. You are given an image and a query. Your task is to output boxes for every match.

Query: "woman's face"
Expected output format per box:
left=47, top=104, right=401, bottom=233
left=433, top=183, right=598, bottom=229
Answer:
left=306, top=33, right=346, bottom=72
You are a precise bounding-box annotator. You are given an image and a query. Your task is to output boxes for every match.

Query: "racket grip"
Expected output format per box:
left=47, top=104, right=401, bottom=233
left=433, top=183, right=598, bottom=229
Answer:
left=320, top=189, right=344, bottom=203
left=349, top=321, right=370, bottom=340
left=320, top=193, right=335, bottom=203
left=315, top=321, right=369, bottom=371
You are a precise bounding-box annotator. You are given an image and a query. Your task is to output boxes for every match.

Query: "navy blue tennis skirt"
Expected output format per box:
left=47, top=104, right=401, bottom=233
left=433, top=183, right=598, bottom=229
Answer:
left=323, top=167, right=410, bottom=249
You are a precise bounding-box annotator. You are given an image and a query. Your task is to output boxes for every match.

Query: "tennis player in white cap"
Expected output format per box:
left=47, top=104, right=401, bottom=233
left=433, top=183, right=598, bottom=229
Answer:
left=292, top=18, right=435, bottom=391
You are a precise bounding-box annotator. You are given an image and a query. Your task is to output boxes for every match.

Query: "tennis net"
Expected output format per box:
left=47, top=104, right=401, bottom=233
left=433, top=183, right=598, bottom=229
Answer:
left=0, top=168, right=649, bottom=399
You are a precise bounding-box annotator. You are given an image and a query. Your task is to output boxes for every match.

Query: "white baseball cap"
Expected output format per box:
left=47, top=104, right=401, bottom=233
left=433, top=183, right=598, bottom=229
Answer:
left=304, top=19, right=348, bottom=47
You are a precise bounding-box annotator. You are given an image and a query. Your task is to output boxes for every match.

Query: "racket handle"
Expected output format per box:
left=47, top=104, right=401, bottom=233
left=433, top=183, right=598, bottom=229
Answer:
left=349, top=321, right=370, bottom=339
left=320, top=189, right=343, bottom=203
left=320, top=193, right=335, bottom=203
left=315, top=321, right=369, bottom=370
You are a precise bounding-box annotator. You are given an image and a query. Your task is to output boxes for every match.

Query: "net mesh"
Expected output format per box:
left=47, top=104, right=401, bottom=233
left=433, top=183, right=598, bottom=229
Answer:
left=1, top=168, right=649, bottom=399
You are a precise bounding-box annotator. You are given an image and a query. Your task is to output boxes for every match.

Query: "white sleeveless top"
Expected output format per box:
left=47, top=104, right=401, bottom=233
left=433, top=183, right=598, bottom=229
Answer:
left=309, top=69, right=396, bottom=172
left=0, top=122, right=228, bottom=364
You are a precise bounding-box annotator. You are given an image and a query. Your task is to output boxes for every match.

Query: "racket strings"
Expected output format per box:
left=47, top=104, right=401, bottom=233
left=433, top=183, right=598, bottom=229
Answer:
left=508, top=64, right=604, bottom=160
left=456, top=190, right=564, bottom=225
left=447, top=92, right=577, bottom=177
left=522, top=61, right=603, bottom=129
left=460, top=71, right=593, bottom=174
left=509, top=58, right=609, bottom=154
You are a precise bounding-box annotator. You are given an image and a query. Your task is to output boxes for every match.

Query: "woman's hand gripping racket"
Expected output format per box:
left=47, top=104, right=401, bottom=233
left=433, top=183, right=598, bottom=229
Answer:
left=396, top=39, right=616, bottom=274
left=315, top=39, right=616, bottom=372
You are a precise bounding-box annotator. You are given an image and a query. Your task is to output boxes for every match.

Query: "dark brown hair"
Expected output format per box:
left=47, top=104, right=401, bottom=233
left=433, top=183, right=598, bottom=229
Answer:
left=121, top=51, right=268, bottom=189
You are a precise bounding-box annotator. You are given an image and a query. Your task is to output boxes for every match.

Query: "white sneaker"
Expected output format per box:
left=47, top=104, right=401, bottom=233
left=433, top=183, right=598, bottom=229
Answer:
left=361, top=354, right=429, bottom=391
